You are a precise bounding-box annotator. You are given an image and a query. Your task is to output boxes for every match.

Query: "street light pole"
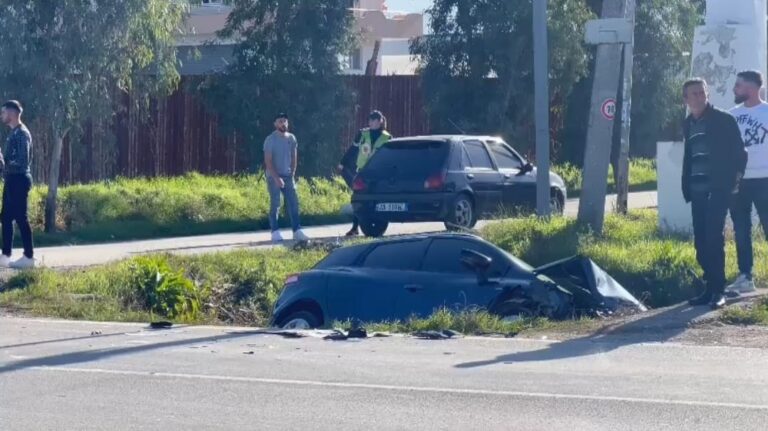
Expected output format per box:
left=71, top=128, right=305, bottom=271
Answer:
left=533, top=0, right=551, bottom=217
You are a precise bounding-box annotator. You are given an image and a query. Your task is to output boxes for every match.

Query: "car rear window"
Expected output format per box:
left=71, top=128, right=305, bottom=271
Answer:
left=314, top=244, right=368, bottom=269
left=363, top=140, right=449, bottom=179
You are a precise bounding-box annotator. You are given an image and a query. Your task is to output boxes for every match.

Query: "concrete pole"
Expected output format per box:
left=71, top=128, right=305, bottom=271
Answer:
left=534, top=0, right=551, bottom=217
left=576, top=0, right=628, bottom=233
left=615, top=0, right=636, bottom=215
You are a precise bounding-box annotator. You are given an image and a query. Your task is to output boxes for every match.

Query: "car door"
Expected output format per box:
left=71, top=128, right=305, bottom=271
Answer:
left=327, top=239, right=429, bottom=323
left=462, top=140, right=503, bottom=216
left=395, top=237, right=512, bottom=318
left=488, top=140, right=536, bottom=211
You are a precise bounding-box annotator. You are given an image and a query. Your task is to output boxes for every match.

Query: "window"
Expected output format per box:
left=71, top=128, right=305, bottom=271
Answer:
left=422, top=238, right=509, bottom=277
left=314, top=244, right=367, bottom=269
left=362, top=141, right=449, bottom=179
left=363, top=240, right=428, bottom=271
left=464, top=140, right=494, bottom=169
left=488, top=141, right=523, bottom=170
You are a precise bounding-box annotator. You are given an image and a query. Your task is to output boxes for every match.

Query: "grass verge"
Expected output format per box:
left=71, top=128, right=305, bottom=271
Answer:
left=10, top=159, right=656, bottom=246
left=7, top=208, right=753, bottom=335
left=720, top=297, right=768, bottom=326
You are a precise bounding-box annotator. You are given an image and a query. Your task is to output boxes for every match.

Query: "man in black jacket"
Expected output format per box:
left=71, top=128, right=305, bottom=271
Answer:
left=682, top=78, right=748, bottom=309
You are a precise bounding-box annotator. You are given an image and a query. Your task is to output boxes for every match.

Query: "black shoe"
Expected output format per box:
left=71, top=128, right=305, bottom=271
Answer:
left=345, top=228, right=359, bottom=237
left=688, top=292, right=712, bottom=306
left=710, top=294, right=726, bottom=310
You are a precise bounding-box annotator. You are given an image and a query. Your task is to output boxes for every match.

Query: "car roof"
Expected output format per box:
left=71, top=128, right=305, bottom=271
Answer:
left=387, top=135, right=505, bottom=143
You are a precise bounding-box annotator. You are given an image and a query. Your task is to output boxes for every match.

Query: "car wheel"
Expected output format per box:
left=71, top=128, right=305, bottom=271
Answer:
left=277, top=310, right=321, bottom=330
left=493, top=291, right=539, bottom=321
left=550, top=191, right=565, bottom=216
left=359, top=219, right=389, bottom=237
left=445, top=194, right=477, bottom=231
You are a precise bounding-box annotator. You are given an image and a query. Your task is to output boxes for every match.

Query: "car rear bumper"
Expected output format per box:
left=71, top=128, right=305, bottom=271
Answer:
left=352, top=192, right=453, bottom=222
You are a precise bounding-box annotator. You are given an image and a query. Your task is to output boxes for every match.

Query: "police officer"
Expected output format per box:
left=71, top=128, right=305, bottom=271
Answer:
left=337, top=110, right=392, bottom=236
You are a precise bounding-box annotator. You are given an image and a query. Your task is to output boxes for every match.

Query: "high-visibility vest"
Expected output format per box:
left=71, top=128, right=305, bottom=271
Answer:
left=356, top=129, right=391, bottom=170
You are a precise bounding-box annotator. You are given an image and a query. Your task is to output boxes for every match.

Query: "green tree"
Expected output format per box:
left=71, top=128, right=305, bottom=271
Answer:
left=0, top=0, right=185, bottom=232
left=202, top=0, right=356, bottom=176
left=411, top=0, right=594, bottom=157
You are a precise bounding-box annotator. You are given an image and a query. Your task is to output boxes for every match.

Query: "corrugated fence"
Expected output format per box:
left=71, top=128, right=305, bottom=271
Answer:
left=33, top=75, right=430, bottom=184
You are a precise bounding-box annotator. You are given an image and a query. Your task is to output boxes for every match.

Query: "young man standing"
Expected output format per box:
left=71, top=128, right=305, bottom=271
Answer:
left=728, top=70, right=768, bottom=293
left=0, top=100, right=34, bottom=268
left=337, top=110, right=391, bottom=236
left=681, top=79, right=747, bottom=309
left=264, top=113, right=308, bottom=243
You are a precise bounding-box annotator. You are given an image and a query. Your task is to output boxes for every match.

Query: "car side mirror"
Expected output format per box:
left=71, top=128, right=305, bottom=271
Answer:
left=517, top=162, right=534, bottom=176
left=460, top=249, right=493, bottom=283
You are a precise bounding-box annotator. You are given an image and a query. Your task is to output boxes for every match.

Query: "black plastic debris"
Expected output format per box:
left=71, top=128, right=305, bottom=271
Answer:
left=412, top=330, right=462, bottom=340
left=149, top=321, right=173, bottom=329
left=534, top=256, right=648, bottom=318
left=323, top=327, right=369, bottom=341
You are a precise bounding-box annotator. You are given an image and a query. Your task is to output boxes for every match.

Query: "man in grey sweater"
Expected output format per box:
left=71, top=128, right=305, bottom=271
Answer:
left=264, top=113, right=309, bottom=243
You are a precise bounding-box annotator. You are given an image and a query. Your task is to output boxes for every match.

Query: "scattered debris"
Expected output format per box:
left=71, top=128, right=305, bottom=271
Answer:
left=412, top=330, right=463, bottom=340
left=149, top=321, right=173, bottom=329
left=291, top=239, right=344, bottom=253
left=243, top=351, right=255, bottom=355
left=90, top=331, right=102, bottom=336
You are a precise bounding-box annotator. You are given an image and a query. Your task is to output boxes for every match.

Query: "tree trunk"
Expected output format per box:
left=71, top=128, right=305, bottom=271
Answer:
left=44, top=123, right=66, bottom=233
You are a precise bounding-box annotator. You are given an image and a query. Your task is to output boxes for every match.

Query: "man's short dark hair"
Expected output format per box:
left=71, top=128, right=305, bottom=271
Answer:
left=274, top=112, right=288, bottom=121
left=2, top=100, right=22, bottom=114
left=682, top=78, right=707, bottom=97
left=738, top=70, right=764, bottom=88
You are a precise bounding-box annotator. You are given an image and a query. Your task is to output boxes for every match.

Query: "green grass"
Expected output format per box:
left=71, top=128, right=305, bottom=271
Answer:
left=720, top=297, right=768, bottom=326
left=24, top=173, right=351, bottom=246
left=7, top=159, right=656, bottom=246
left=554, top=158, right=657, bottom=197
left=14, top=208, right=756, bottom=334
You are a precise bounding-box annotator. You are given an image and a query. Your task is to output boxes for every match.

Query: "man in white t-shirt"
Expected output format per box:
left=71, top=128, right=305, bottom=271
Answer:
left=728, top=70, right=768, bottom=293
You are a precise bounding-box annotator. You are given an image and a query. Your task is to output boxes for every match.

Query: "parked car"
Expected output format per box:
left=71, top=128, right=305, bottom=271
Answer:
left=350, top=135, right=567, bottom=237
left=271, top=233, right=645, bottom=329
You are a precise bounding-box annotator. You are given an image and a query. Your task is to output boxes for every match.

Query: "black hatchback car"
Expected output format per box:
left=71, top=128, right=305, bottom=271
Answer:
left=351, top=135, right=567, bottom=237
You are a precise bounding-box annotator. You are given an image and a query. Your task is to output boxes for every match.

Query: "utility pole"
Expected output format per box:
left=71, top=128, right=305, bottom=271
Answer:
left=577, top=0, right=635, bottom=233
left=615, top=0, right=636, bottom=215
left=533, top=0, right=551, bottom=217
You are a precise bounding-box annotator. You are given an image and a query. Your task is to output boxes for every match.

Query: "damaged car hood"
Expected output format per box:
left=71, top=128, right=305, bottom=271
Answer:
left=534, top=256, right=647, bottom=317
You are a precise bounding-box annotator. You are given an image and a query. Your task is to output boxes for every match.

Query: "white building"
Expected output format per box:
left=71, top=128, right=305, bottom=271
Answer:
left=177, top=0, right=423, bottom=76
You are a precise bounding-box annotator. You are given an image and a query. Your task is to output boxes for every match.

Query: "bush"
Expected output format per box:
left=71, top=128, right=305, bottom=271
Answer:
left=128, top=256, right=202, bottom=321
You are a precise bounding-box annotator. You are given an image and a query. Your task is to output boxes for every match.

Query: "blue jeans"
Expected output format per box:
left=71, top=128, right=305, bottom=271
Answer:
left=730, top=178, right=768, bottom=277
left=268, top=176, right=301, bottom=232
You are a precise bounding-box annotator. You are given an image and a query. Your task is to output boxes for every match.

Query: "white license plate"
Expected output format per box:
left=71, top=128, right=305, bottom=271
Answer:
left=376, top=203, right=408, bottom=212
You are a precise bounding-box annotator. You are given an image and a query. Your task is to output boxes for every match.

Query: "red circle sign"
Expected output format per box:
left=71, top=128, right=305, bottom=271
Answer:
left=601, top=98, right=617, bottom=120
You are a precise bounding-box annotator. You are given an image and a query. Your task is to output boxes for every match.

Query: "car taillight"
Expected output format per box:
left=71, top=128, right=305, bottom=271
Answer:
left=285, top=274, right=299, bottom=286
left=352, top=176, right=367, bottom=192
left=424, top=172, right=446, bottom=190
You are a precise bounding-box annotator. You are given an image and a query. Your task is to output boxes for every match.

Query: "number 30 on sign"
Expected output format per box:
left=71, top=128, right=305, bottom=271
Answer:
left=601, top=98, right=616, bottom=121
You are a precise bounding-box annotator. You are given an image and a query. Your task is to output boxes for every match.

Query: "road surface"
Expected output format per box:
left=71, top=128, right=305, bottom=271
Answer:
left=1, top=315, right=767, bottom=430
left=31, top=191, right=658, bottom=268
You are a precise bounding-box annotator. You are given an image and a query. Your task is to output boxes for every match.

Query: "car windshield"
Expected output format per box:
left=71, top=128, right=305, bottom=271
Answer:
left=363, top=140, right=449, bottom=179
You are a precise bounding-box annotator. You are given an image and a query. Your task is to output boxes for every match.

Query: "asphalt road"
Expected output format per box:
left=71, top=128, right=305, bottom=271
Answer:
left=30, top=191, right=658, bottom=268
left=1, top=315, right=767, bottom=430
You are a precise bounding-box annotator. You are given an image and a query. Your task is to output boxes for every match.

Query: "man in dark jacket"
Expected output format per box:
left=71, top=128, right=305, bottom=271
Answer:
left=682, top=78, right=748, bottom=309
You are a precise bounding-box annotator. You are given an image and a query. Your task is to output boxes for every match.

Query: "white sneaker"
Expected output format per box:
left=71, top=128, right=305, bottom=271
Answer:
left=271, top=230, right=284, bottom=243
left=727, top=274, right=757, bottom=293
left=293, top=229, right=310, bottom=242
left=10, top=256, right=35, bottom=269
left=0, top=255, right=10, bottom=268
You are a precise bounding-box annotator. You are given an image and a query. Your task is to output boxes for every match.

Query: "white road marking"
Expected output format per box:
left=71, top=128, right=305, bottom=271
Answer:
left=32, top=366, right=768, bottom=411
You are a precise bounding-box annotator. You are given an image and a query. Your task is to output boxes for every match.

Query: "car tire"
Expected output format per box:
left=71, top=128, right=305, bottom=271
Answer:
left=550, top=190, right=565, bottom=216
left=492, top=291, right=539, bottom=321
left=277, top=310, right=321, bottom=330
left=360, top=219, right=389, bottom=237
left=445, top=194, right=477, bottom=231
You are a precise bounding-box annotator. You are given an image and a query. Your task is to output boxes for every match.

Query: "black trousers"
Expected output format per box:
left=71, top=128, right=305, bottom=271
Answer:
left=2, top=174, right=34, bottom=258
left=341, top=167, right=359, bottom=230
left=729, top=178, right=768, bottom=277
left=690, top=192, right=730, bottom=294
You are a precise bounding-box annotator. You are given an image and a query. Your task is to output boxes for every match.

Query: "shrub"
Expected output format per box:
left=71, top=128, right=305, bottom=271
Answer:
left=128, top=256, right=202, bottom=321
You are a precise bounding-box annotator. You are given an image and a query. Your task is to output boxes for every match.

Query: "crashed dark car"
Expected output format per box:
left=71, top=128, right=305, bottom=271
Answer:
left=271, top=233, right=646, bottom=329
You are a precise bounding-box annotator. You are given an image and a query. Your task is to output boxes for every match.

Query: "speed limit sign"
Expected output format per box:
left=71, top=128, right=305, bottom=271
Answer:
left=601, top=98, right=617, bottom=121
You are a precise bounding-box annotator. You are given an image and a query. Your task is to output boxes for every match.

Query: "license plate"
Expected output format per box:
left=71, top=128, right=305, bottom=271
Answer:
left=376, top=203, right=408, bottom=212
